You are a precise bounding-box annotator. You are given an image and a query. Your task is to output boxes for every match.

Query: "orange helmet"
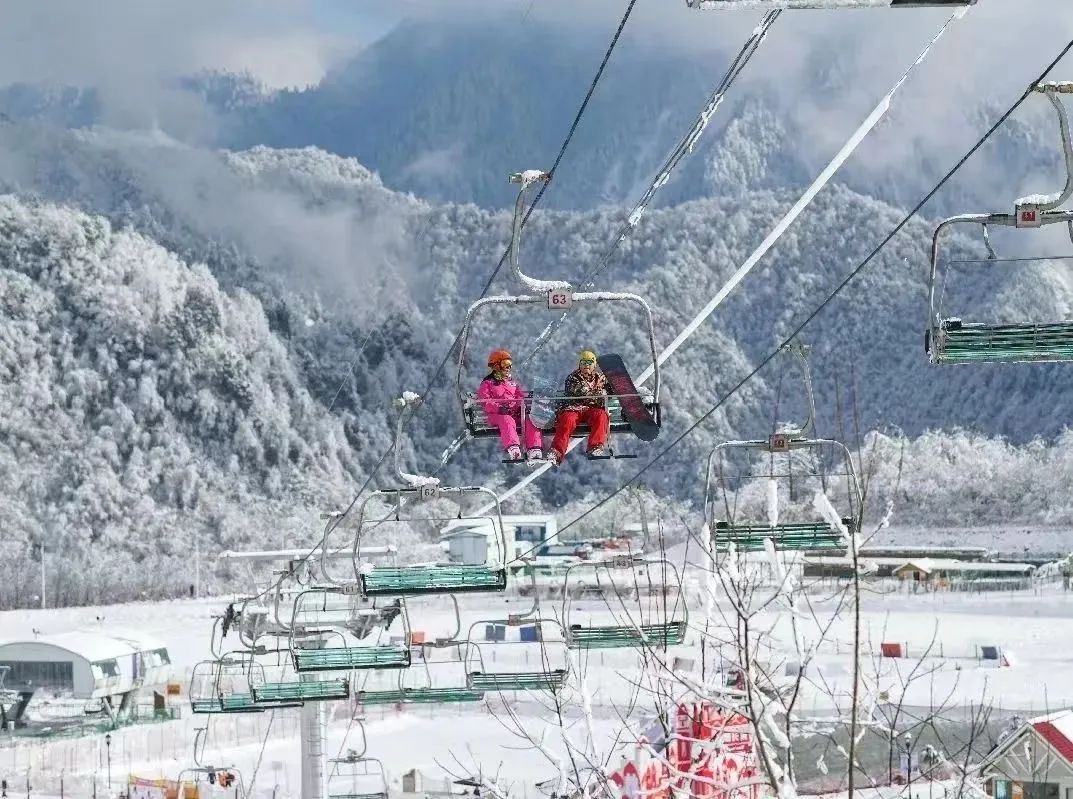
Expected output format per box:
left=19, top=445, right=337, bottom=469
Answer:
left=488, top=349, right=512, bottom=368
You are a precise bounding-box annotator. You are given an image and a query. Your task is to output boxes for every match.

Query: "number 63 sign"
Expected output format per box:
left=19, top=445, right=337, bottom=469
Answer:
left=547, top=290, right=573, bottom=309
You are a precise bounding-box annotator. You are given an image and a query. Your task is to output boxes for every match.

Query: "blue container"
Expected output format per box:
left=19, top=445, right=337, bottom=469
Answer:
left=519, top=625, right=541, bottom=642
left=485, top=624, right=506, bottom=641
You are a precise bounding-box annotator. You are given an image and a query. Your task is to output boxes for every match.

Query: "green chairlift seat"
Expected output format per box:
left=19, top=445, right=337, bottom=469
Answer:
left=190, top=696, right=265, bottom=714
left=360, top=565, right=507, bottom=597
left=251, top=678, right=350, bottom=704
left=191, top=694, right=302, bottom=714
left=354, top=687, right=485, bottom=705
left=927, top=319, right=1073, bottom=364
left=292, top=645, right=411, bottom=673
left=713, top=521, right=847, bottom=553
left=467, top=669, right=567, bottom=692
left=190, top=656, right=305, bottom=714
left=566, top=621, right=687, bottom=650
left=217, top=694, right=262, bottom=713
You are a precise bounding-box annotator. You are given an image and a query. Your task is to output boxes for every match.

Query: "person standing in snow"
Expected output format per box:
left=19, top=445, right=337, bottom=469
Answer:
left=477, top=349, right=544, bottom=462
left=548, top=350, right=610, bottom=464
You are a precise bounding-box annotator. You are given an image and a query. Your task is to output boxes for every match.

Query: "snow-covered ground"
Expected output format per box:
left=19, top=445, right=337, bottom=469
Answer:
left=0, top=581, right=1071, bottom=799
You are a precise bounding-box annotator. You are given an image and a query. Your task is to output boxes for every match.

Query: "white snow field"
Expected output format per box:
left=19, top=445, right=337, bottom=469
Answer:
left=0, top=582, right=1071, bottom=799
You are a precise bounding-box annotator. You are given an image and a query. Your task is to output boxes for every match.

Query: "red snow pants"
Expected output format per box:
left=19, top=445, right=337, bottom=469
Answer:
left=551, top=406, right=610, bottom=456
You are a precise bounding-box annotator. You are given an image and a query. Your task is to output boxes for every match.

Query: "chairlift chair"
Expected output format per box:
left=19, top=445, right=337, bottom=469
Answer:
left=704, top=435, right=861, bottom=555
left=315, top=395, right=512, bottom=596
left=463, top=617, right=569, bottom=692
left=247, top=650, right=350, bottom=705
left=288, top=588, right=412, bottom=673
left=189, top=654, right=301, bottom=714
left=327, top=753, right=389, bottom=799
left=925, top=212, right=1073, bottom=364
left=561, top=556, right=688, bottom=650
left=703, top=342, right=862, bottom=555
left=454, top=170, right=662, bottom=454
left=354, top=643, right=485, bottom=706
left=926, top=82, right=1073, bottom=364
left=347, top=486, right=511, bottom=598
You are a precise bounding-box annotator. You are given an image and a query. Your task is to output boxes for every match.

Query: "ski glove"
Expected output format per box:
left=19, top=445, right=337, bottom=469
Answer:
left=498, top=403, right=515, bottom=414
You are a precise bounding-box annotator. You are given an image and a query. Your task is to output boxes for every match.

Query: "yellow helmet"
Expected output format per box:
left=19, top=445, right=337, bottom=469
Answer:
left=578, top=350, right=597, bottom=363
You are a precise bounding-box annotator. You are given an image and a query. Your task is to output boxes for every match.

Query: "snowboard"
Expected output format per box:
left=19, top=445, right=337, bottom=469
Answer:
left=597, top=353, right=660, bottom=442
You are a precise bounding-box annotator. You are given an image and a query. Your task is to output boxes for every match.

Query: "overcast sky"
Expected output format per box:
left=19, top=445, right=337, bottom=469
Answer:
left=0, top=0, right=1071, bottom=195
left=1, top=1, right=1069, bottom=90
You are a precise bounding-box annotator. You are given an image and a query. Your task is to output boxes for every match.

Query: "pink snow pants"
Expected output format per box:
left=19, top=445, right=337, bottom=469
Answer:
left=487, top=411, right=543, bottom=451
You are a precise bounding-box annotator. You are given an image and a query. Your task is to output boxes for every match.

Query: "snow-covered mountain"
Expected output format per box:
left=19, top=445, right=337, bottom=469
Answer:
left=0, top=193, right=366, bottom=606
left=2, top=127, right=1073, bottom=599
left=2, top=11, right=1073, bottom=602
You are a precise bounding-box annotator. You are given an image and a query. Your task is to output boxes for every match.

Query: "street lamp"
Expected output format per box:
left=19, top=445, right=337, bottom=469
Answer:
left=903, top=732, right=913, bottom=790
left=105, top=733, right=112, bottom=790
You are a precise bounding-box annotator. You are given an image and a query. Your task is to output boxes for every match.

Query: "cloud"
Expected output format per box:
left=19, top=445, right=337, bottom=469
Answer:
left=0, top=125, right=420, bottom=323
left=0, top=0, right=366, bottom=143
left=351, top=0, right=1073, bottom=194
left=400, top=142, right=466, bottom=182
left=3, top=0, right=1072, bottom=213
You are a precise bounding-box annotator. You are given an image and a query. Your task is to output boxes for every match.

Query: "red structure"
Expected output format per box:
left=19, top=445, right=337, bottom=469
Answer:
left=608, top=702, right=763, bottom=799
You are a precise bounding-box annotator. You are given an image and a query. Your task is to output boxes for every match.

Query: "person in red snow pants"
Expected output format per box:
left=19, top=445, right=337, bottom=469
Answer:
left=548, top=350, right=611, bottom=463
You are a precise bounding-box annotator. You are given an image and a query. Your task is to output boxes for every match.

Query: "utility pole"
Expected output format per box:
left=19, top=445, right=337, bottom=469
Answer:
left=903, top=732, right=913, bottom=792
left=194, top=539, right=200, bottom=599
left=31, top=545, right=46, bottom=610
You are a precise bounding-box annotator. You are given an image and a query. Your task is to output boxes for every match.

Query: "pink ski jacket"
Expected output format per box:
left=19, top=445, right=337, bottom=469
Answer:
left=477, top=373, right=527, bottom=416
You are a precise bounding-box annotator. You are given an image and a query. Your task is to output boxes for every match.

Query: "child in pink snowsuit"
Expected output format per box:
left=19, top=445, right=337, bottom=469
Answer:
left=478, top=350, right=544, bottom=462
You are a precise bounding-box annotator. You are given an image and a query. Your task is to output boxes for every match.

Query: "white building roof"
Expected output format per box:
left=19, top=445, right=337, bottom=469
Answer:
left=0, top=631, right=137, bottom=663
left=105, top=628, right=169, bottom=653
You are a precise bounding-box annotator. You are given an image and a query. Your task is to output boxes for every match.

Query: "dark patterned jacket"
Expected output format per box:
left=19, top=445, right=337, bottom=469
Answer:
left=559, top=368, right=608, bottom=412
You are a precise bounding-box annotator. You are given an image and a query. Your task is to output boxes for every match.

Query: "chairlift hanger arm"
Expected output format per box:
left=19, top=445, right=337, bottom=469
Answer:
left=1022, top=81, right=1073, bottom=213
left=508, top=170, right=571, bottom=294
left=776, top=341, right=817, bottom=437
left=391, top=393, right=440, bottom=490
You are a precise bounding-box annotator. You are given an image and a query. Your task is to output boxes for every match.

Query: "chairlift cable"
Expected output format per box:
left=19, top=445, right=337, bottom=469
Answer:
left=392, top=0, right=642, bottom=438
left=554, top=37, right=1073, bottom=539
left=229, top=0, right=641, bottom=610
left=474, top=7, right=969, bottom=518
left=520, top=9, right=782, bottom=368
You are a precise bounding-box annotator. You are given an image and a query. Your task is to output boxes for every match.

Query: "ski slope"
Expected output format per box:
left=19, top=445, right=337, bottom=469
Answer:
left=0, top=582, right=1070, bottom=798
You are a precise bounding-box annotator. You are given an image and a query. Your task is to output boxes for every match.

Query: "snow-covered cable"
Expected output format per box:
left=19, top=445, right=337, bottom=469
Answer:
left=635, top=7, right=967, bottom=388
left=521, top=10, right=781, bottom=367
left=475, top=8, right=966, bottom=518
left=556, top=27, right=1073, bottom=547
